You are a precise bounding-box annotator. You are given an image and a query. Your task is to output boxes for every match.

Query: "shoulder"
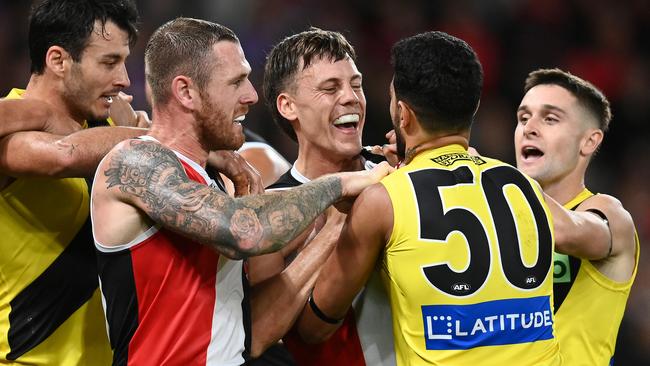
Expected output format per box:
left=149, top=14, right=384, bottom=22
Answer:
left=348, top=183, right=393, bottom=239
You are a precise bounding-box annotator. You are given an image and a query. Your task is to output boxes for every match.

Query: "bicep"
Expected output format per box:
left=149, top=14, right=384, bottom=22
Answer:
left=576, top=195, right=636, bottom=259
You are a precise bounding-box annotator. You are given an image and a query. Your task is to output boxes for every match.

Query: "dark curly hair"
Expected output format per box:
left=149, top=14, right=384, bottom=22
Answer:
left=391, top=31, right=483, bottom=133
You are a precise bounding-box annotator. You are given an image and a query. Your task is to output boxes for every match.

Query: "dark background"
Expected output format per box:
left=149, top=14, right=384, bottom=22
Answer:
left=1, top=0, right=648, bottom=363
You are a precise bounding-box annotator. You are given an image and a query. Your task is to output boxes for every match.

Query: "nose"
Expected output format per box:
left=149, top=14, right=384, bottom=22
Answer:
left=522, top=116, right=540, bottom=137
left=240, top=79, right=258, bottom=105
left=340, top=83, right=361, bottom=106
left=114, top=63, right=130, bottom=89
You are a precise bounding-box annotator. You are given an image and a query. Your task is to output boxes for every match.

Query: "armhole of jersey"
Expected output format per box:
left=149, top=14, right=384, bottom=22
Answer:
left=381, top=179, right=399, bottom=254
left=581, top=231, right=640, bottom=291
left=94, top=225, right=160, bottom=253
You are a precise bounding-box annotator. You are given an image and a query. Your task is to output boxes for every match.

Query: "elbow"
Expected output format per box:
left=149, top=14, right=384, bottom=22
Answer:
left=49, top=151, right=79, bottom=178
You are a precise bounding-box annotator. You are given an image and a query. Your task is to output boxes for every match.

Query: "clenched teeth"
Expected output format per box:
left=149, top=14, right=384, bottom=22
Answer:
left=333, top=114, right=360, bottom=125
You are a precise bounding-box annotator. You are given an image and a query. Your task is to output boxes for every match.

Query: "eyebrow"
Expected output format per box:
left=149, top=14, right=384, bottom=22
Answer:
left=228, top=72, right=249, bottom=84
left=517, top=104, right=567, bottom=115
left=317, top=73, right=363, bottom=86
left=100, top=53, right=125, bottom=61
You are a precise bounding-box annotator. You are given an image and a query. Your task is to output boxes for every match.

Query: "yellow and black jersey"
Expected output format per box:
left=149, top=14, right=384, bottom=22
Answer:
left=0, top=89, right=112, bottom=364
left=380, top=144, right=561, bottom=365
left=553, top=189, right=639, bottom=366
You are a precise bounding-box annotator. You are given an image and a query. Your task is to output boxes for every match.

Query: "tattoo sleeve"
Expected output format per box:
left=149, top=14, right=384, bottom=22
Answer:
left=104, top=140, right=342, bottom=259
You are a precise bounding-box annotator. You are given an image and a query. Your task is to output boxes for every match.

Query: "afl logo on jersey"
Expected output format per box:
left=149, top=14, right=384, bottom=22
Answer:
left=452, top=282, right=471, bottom=294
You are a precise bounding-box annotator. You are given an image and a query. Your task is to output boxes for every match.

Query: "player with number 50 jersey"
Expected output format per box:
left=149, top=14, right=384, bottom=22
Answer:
left=380, top=144, right=558, bottom=364
left=293, top=31, right=563, bottom=365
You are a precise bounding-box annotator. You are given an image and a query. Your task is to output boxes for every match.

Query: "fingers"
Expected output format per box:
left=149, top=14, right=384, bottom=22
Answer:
left=134, top=111, right=152, bottom=128
left=117, top=91, right=133, bottom=103
left=385, top=129, right=396, bottom=144
left=209, top=151, right=263, bottom=197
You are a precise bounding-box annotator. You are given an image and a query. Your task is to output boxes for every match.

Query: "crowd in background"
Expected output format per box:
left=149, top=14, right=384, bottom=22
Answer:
left=1, top=0, right=647, bottom=363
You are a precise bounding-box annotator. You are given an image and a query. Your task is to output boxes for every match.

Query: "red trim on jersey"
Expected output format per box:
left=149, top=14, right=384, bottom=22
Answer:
left=284, top=309, right=365, bottom=366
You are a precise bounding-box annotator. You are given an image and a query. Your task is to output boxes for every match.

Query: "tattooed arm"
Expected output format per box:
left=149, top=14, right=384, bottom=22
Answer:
left=102, top=139, right=392, bottom=259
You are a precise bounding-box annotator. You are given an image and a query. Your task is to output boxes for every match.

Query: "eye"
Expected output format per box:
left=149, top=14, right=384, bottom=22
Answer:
left=517, top=113, right=530, bottom=124
left=544, top=115, right=559, bottom=123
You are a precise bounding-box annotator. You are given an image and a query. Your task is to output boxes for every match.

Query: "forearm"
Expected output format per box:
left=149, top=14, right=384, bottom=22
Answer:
left=52, top=126, right=145, bottom=176
left=249, top=225, right=338, bottom=357
left=231, top=177, right=342, bottom=255
left=0, top=99, right=47, bottom=136
left=0, top=127, right=144, bottom=178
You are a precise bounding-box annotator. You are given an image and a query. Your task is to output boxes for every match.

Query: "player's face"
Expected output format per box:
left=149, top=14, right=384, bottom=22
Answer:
left=514, top=84, right=591, bottom=187
left=62, top=20, right=131, bottom=121
left=289, top=56, right=365, bottom=159
left=195, top=41, right=258, bottom=151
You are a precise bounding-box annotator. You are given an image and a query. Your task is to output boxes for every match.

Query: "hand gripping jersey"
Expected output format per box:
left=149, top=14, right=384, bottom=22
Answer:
left=92, top=137, right=249, bottom=366
left=380, top=144, right=561, bottom=365
left=0, top=89, right=112, bottom=365
left=553, top=189, right=639, bottom=366
left=267, top=166, right=396, bottom=366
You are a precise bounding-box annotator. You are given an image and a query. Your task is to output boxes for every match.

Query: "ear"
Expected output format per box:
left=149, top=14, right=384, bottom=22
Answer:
left=397, top=100, right=415, bottom=130
left=45, top=46, right=69, bottom=77
left=277, top=92, right=297, bottom=121
left=580, top=128, right=604, bottom=156
left=171, top=75, right=198, bottom=110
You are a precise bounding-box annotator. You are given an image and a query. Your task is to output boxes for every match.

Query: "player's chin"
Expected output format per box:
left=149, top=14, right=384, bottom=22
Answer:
left=89, top=108, right=110, bottom=122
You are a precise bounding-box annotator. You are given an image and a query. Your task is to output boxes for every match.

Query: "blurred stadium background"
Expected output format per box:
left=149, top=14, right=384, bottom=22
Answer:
left=1, top=0, right=648, bottom=363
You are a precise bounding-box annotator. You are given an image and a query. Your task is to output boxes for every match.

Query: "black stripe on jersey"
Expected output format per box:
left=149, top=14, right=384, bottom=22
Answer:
left=266, top=170, right=301, bottom=190
left=552, top=201, right=586, bottom=313
left=87, top=118, right=112, bottom=128
left=242, top=265, right=252, bottom=363
left=96, top=249, right=139, bottom=366
left=7, top=219, right=99, bottom=360
left=552, top=255, right=581, bottom=313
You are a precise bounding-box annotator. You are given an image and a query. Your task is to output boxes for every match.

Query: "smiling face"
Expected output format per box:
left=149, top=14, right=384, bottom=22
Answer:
left=62, top=20, right=131, bottom=121
left=514, top=84, right=596, bottom=187
left=284, top=56, right=365, bottom=159
left=195, top=40, right=258, bottom=151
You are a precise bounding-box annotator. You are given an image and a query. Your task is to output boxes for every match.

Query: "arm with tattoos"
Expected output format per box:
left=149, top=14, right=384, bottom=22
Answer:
left=99, top=139, right=392, bottom=259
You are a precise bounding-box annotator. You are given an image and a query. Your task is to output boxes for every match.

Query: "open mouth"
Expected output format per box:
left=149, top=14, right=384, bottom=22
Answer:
left=333, top=114, right=360, bottom=131
left=522, top=146, right=544, bottom=161
left=234, top=115, right=246, bottom=124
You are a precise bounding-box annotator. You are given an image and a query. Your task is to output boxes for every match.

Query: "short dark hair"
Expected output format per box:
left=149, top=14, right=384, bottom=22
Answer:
left=391, top=31, right=483, bottom=133
left=524, top=68, right=612, bottom=132
left=28, top=0, right=138, bottom=74
left=263, top=28, right=356, bottom=141
left=145, top=17, right=239, bottom=105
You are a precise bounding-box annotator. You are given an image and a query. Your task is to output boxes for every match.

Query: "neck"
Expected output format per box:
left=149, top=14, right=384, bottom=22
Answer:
left=540, top=168, right=588, bottom=206
left=23, top=74, right=85, bottom=125
left=149, top=106, right=209, bottom=167
left=294, top=146, right=364, bottom=180
left=404, top=132, right=469, bottom=164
